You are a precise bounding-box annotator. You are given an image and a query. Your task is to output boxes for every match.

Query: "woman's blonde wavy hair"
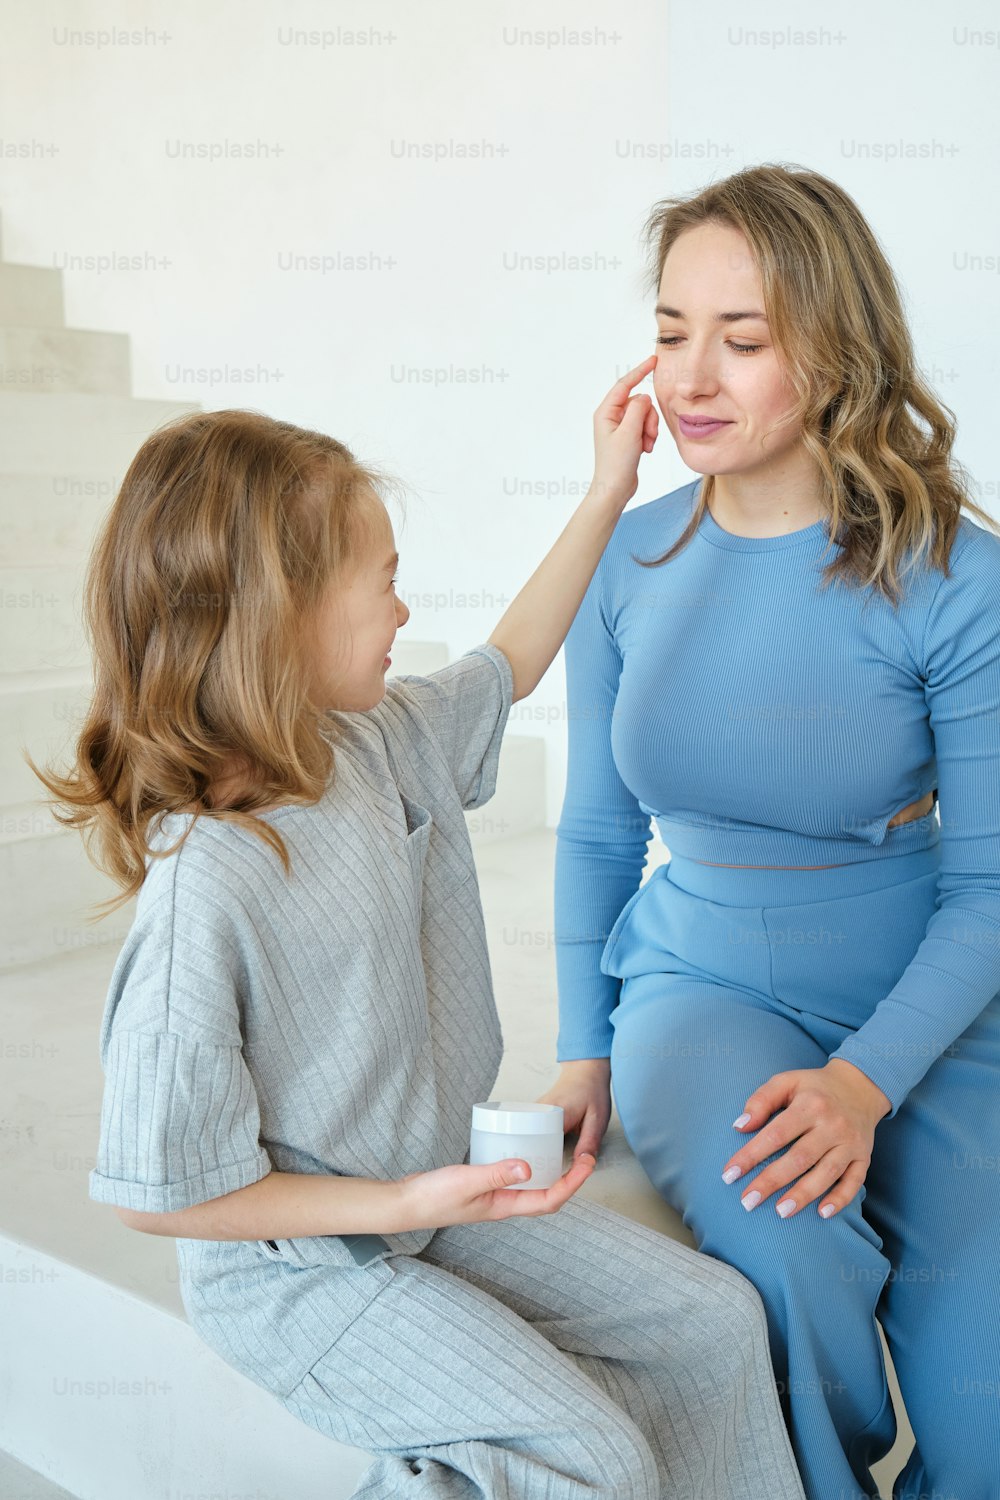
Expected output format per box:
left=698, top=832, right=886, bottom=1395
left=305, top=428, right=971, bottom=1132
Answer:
left=636, top=162, right=999, bottom=592
left=25, top=409, right=402, bottom=919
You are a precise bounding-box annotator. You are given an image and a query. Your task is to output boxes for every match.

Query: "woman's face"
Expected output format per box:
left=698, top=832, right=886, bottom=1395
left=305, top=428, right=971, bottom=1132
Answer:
left=310, top=493, right=409, bottom=713
left=653, top=222, right=804, bottom=480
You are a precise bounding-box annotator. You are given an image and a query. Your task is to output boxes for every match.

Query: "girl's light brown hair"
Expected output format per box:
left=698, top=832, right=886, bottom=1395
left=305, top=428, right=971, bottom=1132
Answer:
left=26, top=409, right=402, bottom=919
left=638, top=162, right=999, bottom=594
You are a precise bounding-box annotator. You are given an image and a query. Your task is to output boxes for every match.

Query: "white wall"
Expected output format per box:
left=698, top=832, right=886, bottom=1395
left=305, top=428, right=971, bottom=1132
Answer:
left=1, top=0, right=996, bottom=822
left=665, top=0, right=1000, bottom=517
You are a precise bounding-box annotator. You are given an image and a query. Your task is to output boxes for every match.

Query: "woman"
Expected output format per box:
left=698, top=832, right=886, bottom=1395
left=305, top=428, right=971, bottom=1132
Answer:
left=541, top=163, right=1000, bottom=1500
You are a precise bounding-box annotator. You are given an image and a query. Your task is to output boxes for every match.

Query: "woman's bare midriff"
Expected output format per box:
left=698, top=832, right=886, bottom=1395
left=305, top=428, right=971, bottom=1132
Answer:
left=690, top=789, right=937, bottom=869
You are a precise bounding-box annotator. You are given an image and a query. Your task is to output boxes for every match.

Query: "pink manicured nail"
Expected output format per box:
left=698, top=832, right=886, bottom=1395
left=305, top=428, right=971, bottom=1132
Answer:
left=721, top=1166, right=743, bottom=1184
left=776, top=1199, right=796, bottom=1218
left=732, top=1113, right=752, bottom=1129
left=819, top=1204, right=836, bottom=1219
left=741, top=1190, right=761, bottom=1211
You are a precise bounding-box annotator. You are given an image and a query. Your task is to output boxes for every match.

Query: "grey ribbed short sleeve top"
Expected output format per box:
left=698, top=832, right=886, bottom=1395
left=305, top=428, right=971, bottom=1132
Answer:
left=88, top=643, right=514, bottom=1397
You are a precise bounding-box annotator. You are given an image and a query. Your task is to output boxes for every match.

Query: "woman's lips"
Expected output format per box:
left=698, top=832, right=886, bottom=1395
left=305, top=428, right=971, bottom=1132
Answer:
left=678, top=415, right=732, bottom=439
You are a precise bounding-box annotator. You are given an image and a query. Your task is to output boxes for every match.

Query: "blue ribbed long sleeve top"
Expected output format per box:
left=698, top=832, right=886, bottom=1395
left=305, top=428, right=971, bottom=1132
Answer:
left=554, top=477, right=1000, bottom=1117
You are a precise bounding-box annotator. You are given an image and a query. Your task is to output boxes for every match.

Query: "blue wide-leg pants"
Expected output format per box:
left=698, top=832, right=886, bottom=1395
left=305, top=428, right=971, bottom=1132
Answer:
left=602, top=845, right=1000, bottom=1500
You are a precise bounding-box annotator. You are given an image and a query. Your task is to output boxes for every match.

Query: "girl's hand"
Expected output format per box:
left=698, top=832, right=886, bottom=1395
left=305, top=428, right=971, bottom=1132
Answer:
left=393, top=1154, right=596, bottom=1229
left=720, top=1059, right=892, bottom=1221
left=590, top=355, right=659, bottom=510
left=535, top=1059, right=613, bottom=1165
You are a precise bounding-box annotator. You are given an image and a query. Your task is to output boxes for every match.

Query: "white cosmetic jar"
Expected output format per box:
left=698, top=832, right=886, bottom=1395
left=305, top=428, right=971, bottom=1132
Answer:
left=469, top=1101, right=565, bottom=1190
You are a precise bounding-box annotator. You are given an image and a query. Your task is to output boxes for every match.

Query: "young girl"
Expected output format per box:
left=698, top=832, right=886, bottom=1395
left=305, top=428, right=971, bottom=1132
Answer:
left=33, top=363, right=806, bottom=1498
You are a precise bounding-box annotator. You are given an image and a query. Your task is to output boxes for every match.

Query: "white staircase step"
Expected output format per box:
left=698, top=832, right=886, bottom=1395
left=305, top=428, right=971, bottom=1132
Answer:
left=0, top=565, right=90, bottom=675
left=0, top=1448, right=79, bottom=1499
left=0, top=674, right=92, bottom=808
left=0, top=327, right=131, bottom=397
left=0, top=393, right=199, bottom=473
left=0, top=820, right=137, bottom=970
left=0, top=474, right=140, bottom=568
left=0, top=261, right=66, bottom=329
left=0, top=1232, right=375, bottom=1500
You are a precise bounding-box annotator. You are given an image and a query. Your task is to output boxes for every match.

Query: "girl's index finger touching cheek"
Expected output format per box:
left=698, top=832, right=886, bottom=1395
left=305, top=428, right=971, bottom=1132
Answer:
left=616, top=355, right=657, bottom=390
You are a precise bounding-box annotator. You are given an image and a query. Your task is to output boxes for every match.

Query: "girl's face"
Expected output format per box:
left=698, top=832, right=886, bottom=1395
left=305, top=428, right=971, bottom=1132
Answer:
left=652, top=221, right=804, bottom=479
left=310, top=495, right=409, bottom=712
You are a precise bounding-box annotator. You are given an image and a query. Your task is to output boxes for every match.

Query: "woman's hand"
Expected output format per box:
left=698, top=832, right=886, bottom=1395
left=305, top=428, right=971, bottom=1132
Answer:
left=535, top=1058, right=613, bottom=1164
left=590, top=354, right=659, bottom=510
left=720, top=1059, right=892, bottom=1220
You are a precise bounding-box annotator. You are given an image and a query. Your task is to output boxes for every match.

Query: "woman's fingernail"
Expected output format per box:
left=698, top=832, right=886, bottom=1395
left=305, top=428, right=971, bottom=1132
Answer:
left=732, top=1113, right=752, bottom=1129
left=721, top=1166, right=743, bottom=1184
left=819, top=1204, right=836, bottom=1219
left=776, top=1199, right=796, bottom=1218
left=741, top=1190, right=762, bottom=1211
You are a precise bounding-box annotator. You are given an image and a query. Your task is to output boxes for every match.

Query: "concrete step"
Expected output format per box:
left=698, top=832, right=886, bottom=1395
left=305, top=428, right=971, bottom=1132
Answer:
left=0, top=815, right=137, bottom=970
left=0, top=1229, right=375, bottom=1500
left=0, top=393, right=198, bottom=474
left=0, top=565, right=90, bottom=675
left=0, top=475, right=119, bottom=571
left=0, top=261, right=65, bottom=329
left=0, top=674, right=92, bottom=809
left=0, top=1448, right=80, bottom=1499
left=0, top=327, right=131, bottom=398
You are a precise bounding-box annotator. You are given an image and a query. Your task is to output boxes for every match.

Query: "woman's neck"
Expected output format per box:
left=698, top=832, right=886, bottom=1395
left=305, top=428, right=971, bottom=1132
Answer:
left=707, top=457, right=828, bottom=538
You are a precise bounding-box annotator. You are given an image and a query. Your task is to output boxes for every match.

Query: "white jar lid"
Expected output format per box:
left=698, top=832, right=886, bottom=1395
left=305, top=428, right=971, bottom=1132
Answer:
left=471, top=1101, right=564, bottom=1135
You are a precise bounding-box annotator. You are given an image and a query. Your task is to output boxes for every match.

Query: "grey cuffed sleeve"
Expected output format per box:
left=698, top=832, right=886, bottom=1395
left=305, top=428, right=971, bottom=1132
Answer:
left=89, top=1030, right=272, bottom=1213
left=88, top=881, right=272, bottom=1214
left=391, top=642, right=515, bottom=809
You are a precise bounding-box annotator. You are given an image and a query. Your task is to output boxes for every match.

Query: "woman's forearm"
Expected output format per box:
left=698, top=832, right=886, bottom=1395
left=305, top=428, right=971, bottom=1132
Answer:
left=487, top=486, right=622, bottom=703
left=117, top=1168, right=408, bottom=1241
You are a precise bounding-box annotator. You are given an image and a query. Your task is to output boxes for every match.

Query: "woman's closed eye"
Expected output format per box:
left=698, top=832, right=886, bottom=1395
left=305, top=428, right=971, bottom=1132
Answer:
left=655, top=335, right=764, bottom=356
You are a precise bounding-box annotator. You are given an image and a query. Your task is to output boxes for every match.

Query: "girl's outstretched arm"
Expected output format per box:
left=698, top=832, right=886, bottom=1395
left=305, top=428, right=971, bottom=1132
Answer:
left=487, top=355, right=658, bottom=703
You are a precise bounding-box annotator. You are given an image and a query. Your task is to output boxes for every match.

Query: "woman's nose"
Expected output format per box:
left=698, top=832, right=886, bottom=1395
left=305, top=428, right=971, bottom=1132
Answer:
left=670, top=344, right=722, bottom=398
left=675, top=363, right=721, bottom=399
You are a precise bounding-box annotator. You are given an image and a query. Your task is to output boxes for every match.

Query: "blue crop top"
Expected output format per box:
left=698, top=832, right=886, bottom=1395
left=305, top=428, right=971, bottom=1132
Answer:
left=554, top=478, right=1000, bottom=1116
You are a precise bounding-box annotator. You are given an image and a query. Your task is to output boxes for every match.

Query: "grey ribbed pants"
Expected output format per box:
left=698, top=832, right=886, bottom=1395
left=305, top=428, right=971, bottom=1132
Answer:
left=278, top=1193, right=807, bottom=1499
